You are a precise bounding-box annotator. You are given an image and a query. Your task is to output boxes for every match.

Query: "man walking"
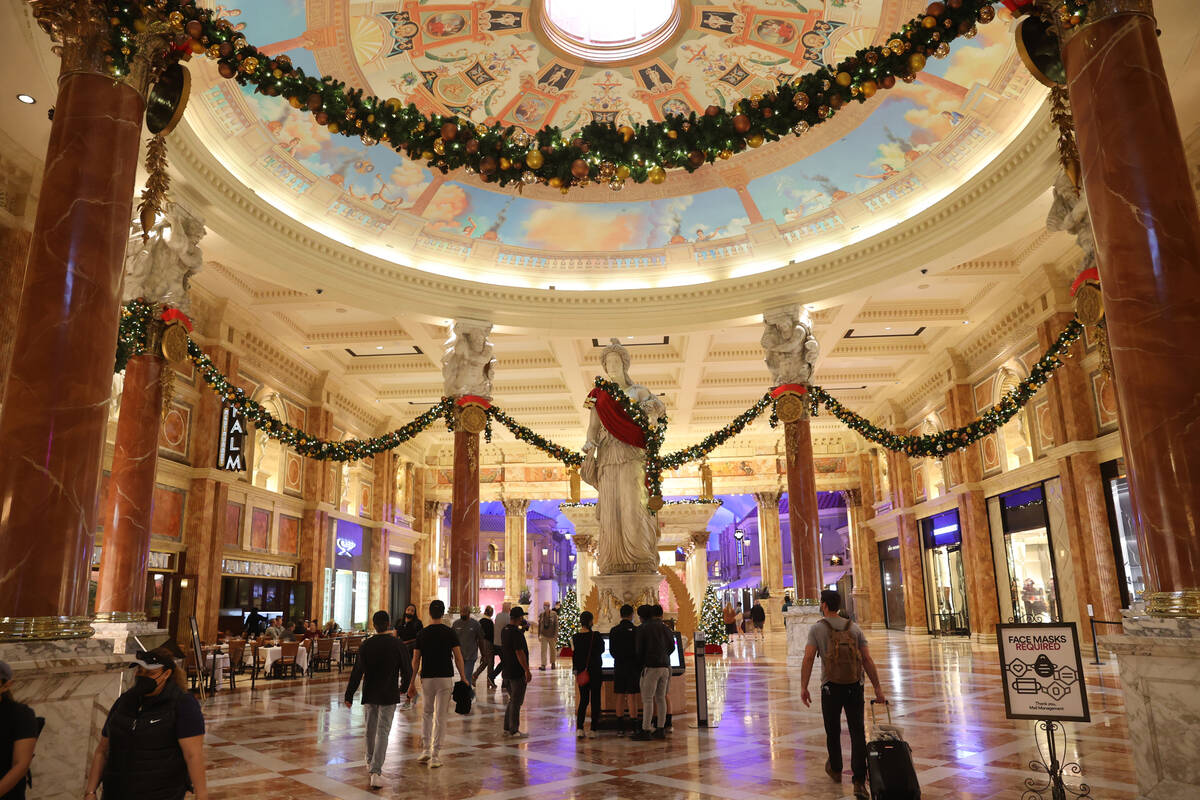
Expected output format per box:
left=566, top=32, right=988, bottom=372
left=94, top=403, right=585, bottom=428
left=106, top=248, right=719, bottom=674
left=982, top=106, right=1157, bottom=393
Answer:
left=451, top=606, right=485, bottom=688
left=500, top=606, right=532, bottom=737
left=472, top=605, right=495, bottom=686
left=536, top=601, right=558, bottom=670
left=344, top=610, right=411, bottom=789
left=631, top=604, right=673, bottom=741
left=800, top=589, right=885, bottom=800
left=489, top=602, right=511, bottom=687
left=750, top=601, right=766, bottom=640
left=409, top=600, right=468, bottom=768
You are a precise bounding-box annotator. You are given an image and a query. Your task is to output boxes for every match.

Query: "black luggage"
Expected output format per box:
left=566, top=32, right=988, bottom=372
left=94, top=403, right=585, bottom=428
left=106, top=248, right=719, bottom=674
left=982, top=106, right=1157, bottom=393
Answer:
left=867, top=700, right=920, bottom=800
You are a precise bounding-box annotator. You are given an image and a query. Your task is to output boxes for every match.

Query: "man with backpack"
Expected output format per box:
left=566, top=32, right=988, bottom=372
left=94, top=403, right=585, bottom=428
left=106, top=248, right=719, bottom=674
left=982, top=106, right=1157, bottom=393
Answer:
left=800, top=590, right=885, bottom=800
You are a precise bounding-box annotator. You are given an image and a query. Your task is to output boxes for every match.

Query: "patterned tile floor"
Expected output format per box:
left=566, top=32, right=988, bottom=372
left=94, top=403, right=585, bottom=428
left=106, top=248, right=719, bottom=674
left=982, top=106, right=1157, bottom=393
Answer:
left=199, top=629, right=1136, bottom=799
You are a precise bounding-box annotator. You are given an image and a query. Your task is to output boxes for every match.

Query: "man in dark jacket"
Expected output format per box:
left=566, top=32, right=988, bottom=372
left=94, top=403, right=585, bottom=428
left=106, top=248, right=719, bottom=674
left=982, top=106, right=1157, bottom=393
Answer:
left=631, top=604, right=675, bottom=741
left=241, top=607, right=266, bottom=637
left=473, top=605, right=496, bottom=686
left=344, top=610, right=411, bottom=789
left=608, top=604, right=640, bottom=736
left=750, top=602, right=767, bottom=640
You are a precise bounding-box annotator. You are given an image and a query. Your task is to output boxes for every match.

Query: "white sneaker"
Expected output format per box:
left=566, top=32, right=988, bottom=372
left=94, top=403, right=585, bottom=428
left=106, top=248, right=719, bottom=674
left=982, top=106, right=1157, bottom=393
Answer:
left=417, top=752, right=431, bottom=763
left=369, top=774, right=384, bottom=789
left=587, top=730, right=597, bottom=739
left=511, top=731, right=528, bottom=739
left=576, top=729, right=586, bottom=739
left=430, top=758, right=443, bottom=769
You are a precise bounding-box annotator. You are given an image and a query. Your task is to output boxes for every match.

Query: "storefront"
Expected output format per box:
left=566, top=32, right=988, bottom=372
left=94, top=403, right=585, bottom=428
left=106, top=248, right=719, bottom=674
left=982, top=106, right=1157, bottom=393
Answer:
left=989, top=484, right=1062, bottom=624
left=919, top=509, right=970, bottom=636
left=325, top=519, right=371, bottom=632
left=877, top=538, right=905, bottom=631
left=89, top=546, right=183, bottom=630
left=1101, top=458, right=1145, bottom=608
left=218, top=558, right=307, bottom=634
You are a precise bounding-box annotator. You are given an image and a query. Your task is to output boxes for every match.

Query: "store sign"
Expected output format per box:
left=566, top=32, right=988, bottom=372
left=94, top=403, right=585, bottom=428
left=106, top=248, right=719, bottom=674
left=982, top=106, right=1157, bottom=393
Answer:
left=222, top=558, right=295, bottom=579
left=335, top=537, right=358, bottom=557
left=736, top=539, right=745, bottom=566
left=996, top=622, right=1089, bottom=722
left=217, top=405, right=246, bottom=471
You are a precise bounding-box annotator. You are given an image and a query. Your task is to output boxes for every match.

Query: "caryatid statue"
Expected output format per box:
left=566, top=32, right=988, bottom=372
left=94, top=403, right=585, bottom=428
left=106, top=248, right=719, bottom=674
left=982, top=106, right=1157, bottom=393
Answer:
left=442, top=318, right=496, bottom=399
left=761, top=305, right=819, bottom=388
left=581, top=338, right=667, bottom=574
left=122, top=201, right=206, bottom=311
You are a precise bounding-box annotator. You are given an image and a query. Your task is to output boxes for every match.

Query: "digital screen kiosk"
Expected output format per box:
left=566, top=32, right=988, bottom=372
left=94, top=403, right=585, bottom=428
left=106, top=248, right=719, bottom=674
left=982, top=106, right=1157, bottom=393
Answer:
left=597, top=631, right=686, bottom=677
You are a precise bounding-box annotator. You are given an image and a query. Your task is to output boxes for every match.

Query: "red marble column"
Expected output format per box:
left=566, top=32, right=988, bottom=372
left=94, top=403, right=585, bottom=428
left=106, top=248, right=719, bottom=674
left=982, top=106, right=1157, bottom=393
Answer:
left=450, top=429, right=480, bottom=612
left=784, top=417, right=822, bottom=601
left=299, top=404, right=333, bottom=624
left=1064, top=6, right=1200, bottom=615
left=95, top=354, right=165, bottom=620
left=897, top=512, right=927, bottom=634
left=0, top=69, right=145, bottom=638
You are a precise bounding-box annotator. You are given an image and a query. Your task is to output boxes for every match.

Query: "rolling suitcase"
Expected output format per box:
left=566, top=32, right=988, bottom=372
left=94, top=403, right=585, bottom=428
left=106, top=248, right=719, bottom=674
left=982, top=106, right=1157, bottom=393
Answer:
left=867, top=700, right=920, bottom=800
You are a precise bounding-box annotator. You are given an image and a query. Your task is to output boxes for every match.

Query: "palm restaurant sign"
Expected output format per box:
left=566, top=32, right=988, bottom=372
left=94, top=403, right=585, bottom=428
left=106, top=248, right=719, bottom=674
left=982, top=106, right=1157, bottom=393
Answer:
left=217, top=404, right=246, bottom=471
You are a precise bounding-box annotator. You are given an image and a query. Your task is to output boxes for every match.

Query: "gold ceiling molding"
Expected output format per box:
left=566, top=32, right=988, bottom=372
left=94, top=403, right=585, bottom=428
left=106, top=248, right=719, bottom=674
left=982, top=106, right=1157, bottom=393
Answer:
left=168, top=108, right=1059, bottom=333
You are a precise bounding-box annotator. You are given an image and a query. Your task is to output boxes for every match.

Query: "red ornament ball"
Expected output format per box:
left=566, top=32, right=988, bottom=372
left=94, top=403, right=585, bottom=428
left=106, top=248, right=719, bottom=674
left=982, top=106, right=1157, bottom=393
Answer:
left=464, top=139, right=479, bottom=155
left=705, top=105, right=721, bottom=117
left=732, top=113, right=751, bottom=133
left=926, top=2, right=945, bottom=16
left=440, top=121, right=458, bottom=141
left=688, top=150, right=705, bottom=168
left=217, top=61, right=236, bottom=79
left=570, top=158, right=589, bottom=179
left=186, top=20, right=203, bottom=39
left=307, top=93, right=322, bottom=111
left=479, top=155, right=499, bottom=176
left=314, top=111, right=329, bottom=125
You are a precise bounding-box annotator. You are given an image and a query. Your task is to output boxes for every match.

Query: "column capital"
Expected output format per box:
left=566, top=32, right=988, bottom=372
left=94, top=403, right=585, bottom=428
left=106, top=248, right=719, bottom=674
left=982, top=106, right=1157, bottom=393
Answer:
left=841, top=488, right=863, bottom=508
left=689, top=530, right=711, bottom=548
left=425, top=499, right=447, bottom=518
left=572, top=534, right=596, bottom=556
left=501, top=497, right=530, bottom=516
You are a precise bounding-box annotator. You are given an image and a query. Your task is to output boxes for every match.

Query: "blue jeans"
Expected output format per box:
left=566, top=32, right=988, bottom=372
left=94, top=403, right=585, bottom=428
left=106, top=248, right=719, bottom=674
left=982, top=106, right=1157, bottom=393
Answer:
left=363, top=703, right=396, bottom=774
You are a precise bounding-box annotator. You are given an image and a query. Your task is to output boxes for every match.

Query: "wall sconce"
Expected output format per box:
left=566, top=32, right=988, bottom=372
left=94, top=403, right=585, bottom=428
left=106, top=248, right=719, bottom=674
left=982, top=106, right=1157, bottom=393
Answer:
left=180, top=578, right=190, bottom=588
left=541, top=548, right=549, bottom=556
left=829, top=555, right=843, bottom=566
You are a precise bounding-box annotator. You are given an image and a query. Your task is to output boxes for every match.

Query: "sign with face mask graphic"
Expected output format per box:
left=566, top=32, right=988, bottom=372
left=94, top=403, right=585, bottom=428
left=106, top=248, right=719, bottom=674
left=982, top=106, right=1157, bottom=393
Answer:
left=996, top=622, right=1090, bottom=722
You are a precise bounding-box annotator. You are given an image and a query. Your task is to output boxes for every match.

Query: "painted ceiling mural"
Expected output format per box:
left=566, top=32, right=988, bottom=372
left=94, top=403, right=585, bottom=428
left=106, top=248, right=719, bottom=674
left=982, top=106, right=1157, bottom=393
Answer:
left=190, top=1, right=1039, bottom=260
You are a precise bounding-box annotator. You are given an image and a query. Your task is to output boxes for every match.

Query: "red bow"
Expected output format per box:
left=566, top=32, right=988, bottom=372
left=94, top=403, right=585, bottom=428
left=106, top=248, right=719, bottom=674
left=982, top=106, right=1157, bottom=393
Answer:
left=1070, top=267, right=1100, bottom=297
left=160, top=308, right=193, bottom=332
left=770, top=384, right=808, bottom=398
left=456, top=395, right=492, bottom=409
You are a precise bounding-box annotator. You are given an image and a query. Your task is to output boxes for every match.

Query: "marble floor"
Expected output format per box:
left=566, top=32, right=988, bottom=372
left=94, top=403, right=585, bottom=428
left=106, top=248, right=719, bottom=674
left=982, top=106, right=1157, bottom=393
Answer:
left=197, top=629, right=1137, bottom=799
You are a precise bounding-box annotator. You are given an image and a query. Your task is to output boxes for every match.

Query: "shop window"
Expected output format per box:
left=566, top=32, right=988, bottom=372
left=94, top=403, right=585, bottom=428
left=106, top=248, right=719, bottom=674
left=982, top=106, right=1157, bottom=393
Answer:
left=998, top=485, right=1061, bottom=623
left=998, top=369, right=1033, bottom=471
left=920, top=509, right=969, bottom=635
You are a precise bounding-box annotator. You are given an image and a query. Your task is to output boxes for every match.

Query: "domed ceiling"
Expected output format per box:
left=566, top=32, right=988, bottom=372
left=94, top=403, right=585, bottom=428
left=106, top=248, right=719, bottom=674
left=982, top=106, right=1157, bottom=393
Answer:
left=186, top=0, right=1041, bottom=281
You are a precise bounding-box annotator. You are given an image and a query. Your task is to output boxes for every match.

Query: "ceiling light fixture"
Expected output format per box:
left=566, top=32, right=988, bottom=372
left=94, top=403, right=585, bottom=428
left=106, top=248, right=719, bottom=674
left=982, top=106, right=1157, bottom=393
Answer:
left=16, top=93, right=36, bottom=105
left=962, top=320, right=970, bottom=325
left=376, top=345, right=384, bottom=350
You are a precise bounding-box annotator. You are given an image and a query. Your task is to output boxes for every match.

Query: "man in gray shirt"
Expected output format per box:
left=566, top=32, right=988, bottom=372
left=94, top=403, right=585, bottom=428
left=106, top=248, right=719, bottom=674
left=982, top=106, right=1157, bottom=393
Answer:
left=451, top=607, right=485, bottom=687
left=800, top=590, right=885, bottom=800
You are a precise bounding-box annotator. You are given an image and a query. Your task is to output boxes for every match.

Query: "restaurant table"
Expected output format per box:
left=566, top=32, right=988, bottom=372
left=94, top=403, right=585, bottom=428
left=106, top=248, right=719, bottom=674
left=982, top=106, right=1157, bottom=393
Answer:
left=262, top=644, right=309, bottom=676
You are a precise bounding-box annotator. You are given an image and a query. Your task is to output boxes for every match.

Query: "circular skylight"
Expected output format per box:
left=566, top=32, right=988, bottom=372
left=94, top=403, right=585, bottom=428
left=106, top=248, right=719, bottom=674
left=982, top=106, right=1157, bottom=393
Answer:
left=540, top=0, right=681, bottom=63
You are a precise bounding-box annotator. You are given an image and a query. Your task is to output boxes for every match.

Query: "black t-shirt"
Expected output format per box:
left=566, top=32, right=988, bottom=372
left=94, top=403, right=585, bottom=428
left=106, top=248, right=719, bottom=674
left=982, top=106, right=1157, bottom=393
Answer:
left=414, top=623, right=459, bottom=679
left=500, top=624, right=528, bottom=680
left=479, top=616, right=495, bottom=643
left=396, top=617, right=423, bottom=643
left=608, top=619, right=639, bottom=671
left=0, top=697, right=37, bottom=800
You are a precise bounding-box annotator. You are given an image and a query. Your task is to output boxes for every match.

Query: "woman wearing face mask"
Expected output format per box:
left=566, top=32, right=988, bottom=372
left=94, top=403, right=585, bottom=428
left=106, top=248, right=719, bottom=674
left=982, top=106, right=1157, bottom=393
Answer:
left=84, top=649, right=208, bottom=800
left=395, top=604, right=422, bottom=709
left=0, top=661, right=38, bottom=800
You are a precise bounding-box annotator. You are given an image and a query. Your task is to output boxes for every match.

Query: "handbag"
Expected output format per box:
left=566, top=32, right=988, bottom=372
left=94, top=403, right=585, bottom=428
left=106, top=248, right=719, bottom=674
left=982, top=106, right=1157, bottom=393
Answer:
left=576, top=632, right=596, bottom=688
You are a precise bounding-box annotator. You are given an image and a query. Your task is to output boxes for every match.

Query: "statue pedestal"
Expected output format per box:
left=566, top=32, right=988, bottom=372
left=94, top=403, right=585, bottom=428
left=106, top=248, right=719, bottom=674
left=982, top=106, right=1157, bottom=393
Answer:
left=1102, top=612, right=1200, bottom=799
left=592, top=573, right=663, bottom=632
left=784, top=603, right=822, bottom=663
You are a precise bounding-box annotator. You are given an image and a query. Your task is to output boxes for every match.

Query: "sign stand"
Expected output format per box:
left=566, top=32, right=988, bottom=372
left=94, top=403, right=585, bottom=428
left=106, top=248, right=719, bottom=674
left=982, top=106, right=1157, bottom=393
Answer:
left=688, top=631, right=717, bottom=729
left=995, top=622, right=1092, bottom=800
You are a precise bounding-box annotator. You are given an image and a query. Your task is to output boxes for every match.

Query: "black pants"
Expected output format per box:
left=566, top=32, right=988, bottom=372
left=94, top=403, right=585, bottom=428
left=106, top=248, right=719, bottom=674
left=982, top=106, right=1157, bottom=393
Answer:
left=821, top=681, right=867, bottom=782
left=487, top=648, right=502, bottom=683
left=504, top=675, right=527, bottom=733
left=575, top=671, right=602, bottom=730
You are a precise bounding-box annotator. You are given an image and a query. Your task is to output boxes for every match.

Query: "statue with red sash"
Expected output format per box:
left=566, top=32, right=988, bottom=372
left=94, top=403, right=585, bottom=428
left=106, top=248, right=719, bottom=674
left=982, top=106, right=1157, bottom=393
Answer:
left=581, top=339, right=666, bottom=574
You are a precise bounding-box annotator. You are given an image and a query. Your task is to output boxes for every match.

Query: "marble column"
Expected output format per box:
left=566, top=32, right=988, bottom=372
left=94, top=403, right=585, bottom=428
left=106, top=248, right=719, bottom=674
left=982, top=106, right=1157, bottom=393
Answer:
left=573, top=535, right=597, bottom=607
left=686, top=531, right=711, bottom=620
left=1064, top=2, right=1200, bottom=616
left=95, top=354, right=164, bottom=622
left=897, top=512, right=927, bottom=635
left=784, top=417, right=822, bottom=602
left=502, top=498, right=530, bottom=604
left=753, top=490, right=784, bottom=594
left=0, top=26, right=150, bottom=639
left=450, top=429, right=480, bottom=612
left=843, top=488, right=879, bottom=627
left=299, top=405, right=333, bottom=625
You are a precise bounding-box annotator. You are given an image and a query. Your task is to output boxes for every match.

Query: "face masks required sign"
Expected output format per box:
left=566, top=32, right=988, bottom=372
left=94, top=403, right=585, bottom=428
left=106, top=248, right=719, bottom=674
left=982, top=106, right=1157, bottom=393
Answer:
left=996, top=622, right=1090, bottom=722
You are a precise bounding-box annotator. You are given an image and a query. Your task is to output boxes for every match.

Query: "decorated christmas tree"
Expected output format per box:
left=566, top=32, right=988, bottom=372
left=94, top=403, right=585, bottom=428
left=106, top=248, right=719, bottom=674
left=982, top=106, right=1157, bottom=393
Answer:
left=699, top=584, right=728, bottom=648
left=557, top=587, right=580, bottom=652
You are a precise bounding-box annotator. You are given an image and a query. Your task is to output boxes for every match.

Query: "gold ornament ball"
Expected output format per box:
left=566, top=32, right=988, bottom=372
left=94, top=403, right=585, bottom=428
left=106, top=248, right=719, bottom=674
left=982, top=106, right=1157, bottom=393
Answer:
left=525, top=149, right=544, bottom=170
left=433, top=139, right=446, bottom=155
left=616, top=164, right=630, bottom=180
left=793, top=91, right=809, bottom=110
left=648, top=166, right=666, bottom=184
left=385, top=97, right=403, bottom=112
left=420, top=149, right=434, bottom=160
left=746, top=134, right=764, bottom=148
left=288, top=95, right=302, bottom=109
left=618, top=125, right=635, bottom=143
left=888, top=37, right=904, bottom=51
left=908, top=52, right=927, bottom=72
left=549, top=176, right=563, bottom=188
left=718, top=149, right=732, bottom=160
left=921, top=14, right=938, bottom=29
left=860, top=80, right=878, bottom=98
left=666, top=129, right=678, bottom=139
left=835, top=71, right=852, bottom=87
left=934, top=42, right=951, bottom=59
left=977, top=5, right=995, bottom=23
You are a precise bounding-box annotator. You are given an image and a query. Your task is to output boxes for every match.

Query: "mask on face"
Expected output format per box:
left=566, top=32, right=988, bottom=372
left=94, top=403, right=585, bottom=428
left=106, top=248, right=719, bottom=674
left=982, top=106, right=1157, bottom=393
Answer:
left=405, top=613, right=414, bottom=619
left=132, top=674, right=160, bottom=696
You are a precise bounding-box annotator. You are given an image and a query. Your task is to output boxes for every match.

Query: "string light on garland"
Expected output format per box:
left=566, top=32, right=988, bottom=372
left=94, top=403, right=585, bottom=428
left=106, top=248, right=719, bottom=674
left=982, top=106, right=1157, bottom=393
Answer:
left=115, top=298, right=157, bottom=373
left=486, top=407, right=584, bottom=467
left=592, top=376, right=666, bottom=496
left=100, top=0, right=1006, bottom=193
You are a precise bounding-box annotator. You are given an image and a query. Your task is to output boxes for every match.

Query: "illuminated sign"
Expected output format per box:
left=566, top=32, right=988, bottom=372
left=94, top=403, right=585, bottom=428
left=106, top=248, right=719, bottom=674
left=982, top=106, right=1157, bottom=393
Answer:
left=335, top=537, right=358, bottom=557
left=217, top=405, right=246, bottom=471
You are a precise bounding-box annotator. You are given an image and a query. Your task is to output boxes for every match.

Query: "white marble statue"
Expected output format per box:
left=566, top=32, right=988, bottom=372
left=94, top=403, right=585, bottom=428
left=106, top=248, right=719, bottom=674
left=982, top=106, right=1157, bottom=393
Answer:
left=761, top=306, right=820, bottom=386
left=581, top=338, right=667, bottom=574
left=122, top=202, right=206, bottom=310
left=1045, top=169, right=1096, bottom=268
left=441, top=318, right=496, bottom=399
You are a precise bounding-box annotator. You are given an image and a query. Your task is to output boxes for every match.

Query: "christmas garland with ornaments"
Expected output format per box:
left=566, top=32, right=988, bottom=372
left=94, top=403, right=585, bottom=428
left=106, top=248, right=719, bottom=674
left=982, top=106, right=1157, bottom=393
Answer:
left=101, top=0, right=1022, bottom=194
left=114, top=302, right=1083, bottom=490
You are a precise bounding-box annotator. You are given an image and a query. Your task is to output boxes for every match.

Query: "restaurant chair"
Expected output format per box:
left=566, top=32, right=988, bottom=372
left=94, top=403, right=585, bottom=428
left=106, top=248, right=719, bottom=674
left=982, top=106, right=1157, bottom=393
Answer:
left=342, top=635, right=364, bottom=669
left=251, top=643, right=270, bottom=682
left=277, top=641, right=300, bottom=679
left=184, top=646, right=210, bottom=692
left=225, top=639, right=245, bottom=689
left=311, top=637, right=334, bottom=674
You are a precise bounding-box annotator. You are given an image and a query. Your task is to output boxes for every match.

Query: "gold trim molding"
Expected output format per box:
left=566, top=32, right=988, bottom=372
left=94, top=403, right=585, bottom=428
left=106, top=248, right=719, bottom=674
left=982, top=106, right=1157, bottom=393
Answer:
left=1144, top=590, right=1200, bottom=619
left=0, top=616, right=95, bottom=641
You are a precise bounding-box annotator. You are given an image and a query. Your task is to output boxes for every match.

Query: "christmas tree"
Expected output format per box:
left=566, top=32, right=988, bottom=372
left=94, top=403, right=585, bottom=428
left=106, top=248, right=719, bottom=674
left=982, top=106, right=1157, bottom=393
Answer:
left=699, top=584, right=728, bottom=647
left=557, top=587, right=580, bottom=651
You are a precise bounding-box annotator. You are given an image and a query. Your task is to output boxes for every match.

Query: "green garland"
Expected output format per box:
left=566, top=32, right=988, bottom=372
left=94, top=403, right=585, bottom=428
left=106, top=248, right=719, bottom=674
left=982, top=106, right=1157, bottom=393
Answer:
left=115, top=298, right=157, bottom=373
left=658, top=394, right=773, bottom=471
left=486, top=406, right=584, bottom=467
left=593, top=376, right=667, bottom=495
left=806, top=318, right=1085, bottom=458
left=101, top=0, right=1002, bottom=193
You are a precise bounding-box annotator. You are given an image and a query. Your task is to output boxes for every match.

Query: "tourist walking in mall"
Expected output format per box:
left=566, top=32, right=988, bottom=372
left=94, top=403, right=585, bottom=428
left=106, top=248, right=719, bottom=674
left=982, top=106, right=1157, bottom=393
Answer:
left=489, top=602, right=511, bottom=688
left=396, top=603, right=423, bottom=709
left=722, top=601, right=737, bottom=638
left=451, top=606, right=485, bottom=687
left=572, top=611, right=604, bottom=738
left=344, top=610, right=410, bottom=789
left=409, top=600, right=468, bottom=768
left=473, top=605, right=495, bottom=686
left=800, top=589, right=885, bottom=800
left=608, top=604, right=641, bottom=736
left=500, top=606, right=532, bottom=737
left=0, top=661, right=38, bottom=799
left=631, top=604, right=673, bottom=741
left=537, top=601, right=558, bottom=670
left=85, top=648, right=208, bottom=800
left=750, top=601, right=766, bottom=640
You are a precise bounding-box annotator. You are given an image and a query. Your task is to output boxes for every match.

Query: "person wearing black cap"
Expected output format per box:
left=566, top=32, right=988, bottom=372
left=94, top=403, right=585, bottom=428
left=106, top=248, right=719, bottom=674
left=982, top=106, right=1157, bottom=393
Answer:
left=85, top=648, right=208, bottom=800
left=0, top=661, right=38, bottom=799
left=499, top=606, right=532, bottom=737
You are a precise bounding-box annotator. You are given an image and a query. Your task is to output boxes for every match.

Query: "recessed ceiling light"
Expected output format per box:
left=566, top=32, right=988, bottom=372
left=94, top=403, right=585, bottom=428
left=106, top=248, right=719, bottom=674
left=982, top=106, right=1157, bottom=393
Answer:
left=376, top=345, right=384, bottom=350
left=962, top=320, right=970, bottom=325
left=16, top=94, right=35, bottom=105
left=884, top=327, right=891, bottom=331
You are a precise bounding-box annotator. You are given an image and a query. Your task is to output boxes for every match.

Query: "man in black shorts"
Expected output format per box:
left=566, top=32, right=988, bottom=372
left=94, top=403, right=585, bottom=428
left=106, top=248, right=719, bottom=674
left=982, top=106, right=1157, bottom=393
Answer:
left=607, top=604, right=640, bottom=736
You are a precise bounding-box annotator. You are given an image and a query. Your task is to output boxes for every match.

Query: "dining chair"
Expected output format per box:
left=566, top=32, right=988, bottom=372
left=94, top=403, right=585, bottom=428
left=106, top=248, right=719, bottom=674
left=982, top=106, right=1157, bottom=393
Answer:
left=278, top=641, right=300, bottom=678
